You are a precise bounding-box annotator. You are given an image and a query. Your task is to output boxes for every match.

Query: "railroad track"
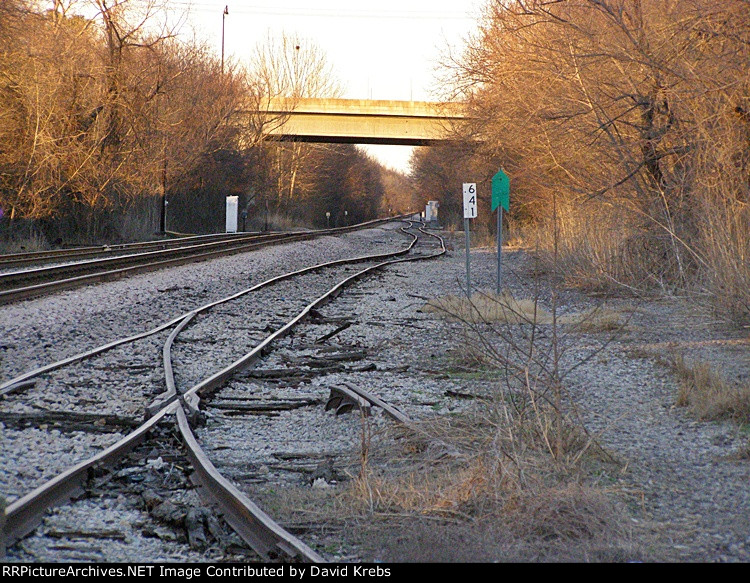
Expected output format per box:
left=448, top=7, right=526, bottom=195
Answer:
left=0, top=217, right=408, bottom=305
left=0, top=232, right=253, bottom=270
left=1, top=221, right=445, bottom=562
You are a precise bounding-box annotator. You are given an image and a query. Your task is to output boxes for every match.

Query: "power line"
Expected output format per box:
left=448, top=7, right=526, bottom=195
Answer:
left=54, top=1, right=477, bottom=23
left=166, top=1, right=476, bottom=21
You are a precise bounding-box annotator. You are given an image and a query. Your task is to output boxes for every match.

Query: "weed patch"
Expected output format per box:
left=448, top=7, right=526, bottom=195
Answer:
left=337, top=408, right=637, bottom=562
left=671, top=354, right=750, bottom=424
left=423, top=292, right=624, bottom=332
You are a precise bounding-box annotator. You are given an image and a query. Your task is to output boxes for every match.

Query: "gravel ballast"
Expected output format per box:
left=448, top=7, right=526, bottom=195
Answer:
left=1, top=224, right=748, bottom=562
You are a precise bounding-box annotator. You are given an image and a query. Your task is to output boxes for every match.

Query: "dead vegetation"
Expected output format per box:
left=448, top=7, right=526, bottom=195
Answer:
left=335, top=398, right=638, bottom=562
left=671, top=353, right=750, bottom=424
left=250, top=280, right=636, bottom=561
left=0, top=2, right=396, bottom=243
left=330, top=286, right=642, bottom=561
left=414, top=0, right=750, bottom=327
left=422, top=291, right=624, bottom=332
left=0, top=231, right=49, bottom=255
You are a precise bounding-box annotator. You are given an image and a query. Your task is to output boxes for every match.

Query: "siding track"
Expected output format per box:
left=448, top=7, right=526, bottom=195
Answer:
left=1, top=220, right=445, bottom=562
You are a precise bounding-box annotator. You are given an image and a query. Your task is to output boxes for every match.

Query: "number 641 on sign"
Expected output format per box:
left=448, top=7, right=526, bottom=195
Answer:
left=463, top=183, right=477, bottom=219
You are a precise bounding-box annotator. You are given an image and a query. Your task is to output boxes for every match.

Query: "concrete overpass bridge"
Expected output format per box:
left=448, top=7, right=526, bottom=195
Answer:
left=241, top=97, right=466, bottom=146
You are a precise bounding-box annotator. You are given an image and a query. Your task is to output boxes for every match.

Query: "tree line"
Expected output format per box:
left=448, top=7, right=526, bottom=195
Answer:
left=0, top=1, right=412, bottom=246
left=410, top=0, right=749, bottom=324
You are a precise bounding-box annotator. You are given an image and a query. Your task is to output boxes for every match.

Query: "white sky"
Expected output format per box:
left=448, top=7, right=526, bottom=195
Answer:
left=175, top=0, right=484, bottom=172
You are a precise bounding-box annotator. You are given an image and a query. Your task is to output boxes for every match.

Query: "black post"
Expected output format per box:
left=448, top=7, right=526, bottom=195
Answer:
left=221, top=6, right=228, bottom=74
left=159, top=159, right=167, bottom=233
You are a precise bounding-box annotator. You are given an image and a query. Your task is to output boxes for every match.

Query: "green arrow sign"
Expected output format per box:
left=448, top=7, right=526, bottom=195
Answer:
left=491, top=169, right=510, bottom=212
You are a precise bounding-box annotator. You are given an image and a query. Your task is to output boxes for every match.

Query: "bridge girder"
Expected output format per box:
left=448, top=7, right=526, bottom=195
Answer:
left=239, top=98, right=467, bottom=146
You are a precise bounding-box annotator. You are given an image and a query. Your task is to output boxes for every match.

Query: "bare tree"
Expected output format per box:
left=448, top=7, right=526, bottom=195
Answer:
left=243, top=33, right=342, bottom=222
left=424, top=0, right=749, bottom=322
left=0, top=1, right=247, bottom=240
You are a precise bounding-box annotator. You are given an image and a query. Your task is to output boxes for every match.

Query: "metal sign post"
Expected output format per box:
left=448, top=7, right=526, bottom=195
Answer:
left=464, top=217, right=471, bottom=298
left=463, top=183, right=477, bottom=298
left=491, top=170, right=510, bottom=294
left=497, top=206, right=503, bottom=293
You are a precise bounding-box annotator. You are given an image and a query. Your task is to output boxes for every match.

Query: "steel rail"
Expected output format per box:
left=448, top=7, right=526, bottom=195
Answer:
left=334, top=379, right=460, bottom=460
left=0, top=216, right=406, bottom=305
left=0, top=216, right=407, bottom=270
left=0, top=222, right=415, bottom=399
left=2, top=404, right=177, bottom=546
left=0, top=232, right=257, bottom=269
left=158, top=223, right=420, bottom=413
left=0, top=317, right=186, bottom=398
left=0, top=223, right=416, bottom=554
left=176, top=407, right=324, bottom=562
left=339, top=382, right=412, bottom=424
left=0, top=234, right=290, bottom=284
left=0, top=232, right=324, bottom=303
left=0, top=221, right=440, bottom=560
left=144, top=312, right=198, bottom=416
left=179, top=224, right=421, bottom=404
left=169, top=223, right=446, bottom=561
left=0, top=214, right=413, bottom=269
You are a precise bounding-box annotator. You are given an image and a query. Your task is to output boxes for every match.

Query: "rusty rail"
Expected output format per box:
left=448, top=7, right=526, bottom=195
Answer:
left=0, top=232, right=257, bottom=269
left=169, top=222, right=446, bottom=560
left=0, top=219, right=414, bottom=398
left=2, top=405, right=175, bottom=546
left=176, top=408, right=324, bottom=562
left=0, top=216, right=410, bottom=305
left=1, top=220, right=443, bottom=561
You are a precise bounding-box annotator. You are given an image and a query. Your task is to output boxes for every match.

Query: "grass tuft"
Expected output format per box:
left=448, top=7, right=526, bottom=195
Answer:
left=423, top=291, right=550, bottom=324
left=671, top=353, right=750, bottom=423
left=423, top=292, right=623, bottom=332
left=0, top=231, right=49, bottom=254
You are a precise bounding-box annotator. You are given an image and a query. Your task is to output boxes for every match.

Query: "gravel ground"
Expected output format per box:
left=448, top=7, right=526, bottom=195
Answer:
left=1, top=223, right=416, bottom=561
left=2, top=334, right=168, bottom=416
left=0, top=427, right=125, bottom=504
left=0, top=226, right=410, bottom=383
left=565, top=302, right=750, bottom=561
left=170, top=257, right=406, bottom=392
left=2, top=224, right=748, bottom=562
left=312, top=235, right=750, bottom=562
left=10, top=427, right=251, bottom=563
left=209, top=232, right=749, bottom=562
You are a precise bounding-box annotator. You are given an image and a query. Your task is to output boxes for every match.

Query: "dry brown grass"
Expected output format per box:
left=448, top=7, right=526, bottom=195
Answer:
left=351, top=457, right=492, bottom=517
left=0, top=231, right=49, bottom=254
left=698, top=199, right=750, bottom=327
left=423, top=292, right=551, bottom=324
left=338, top=278, right=636, bottom=560
left=503, top=483, right=623, bottom=542
left=423, top=292, right=623, bottom=332
left=568, top=307, right=624, bottom=332
left=672, top=353, right=750, bottom=423
left=531, top=200, right=656, bottom=296
left=338, top=406, right=636, bottom=561
left=524, top=154, right=750, bottom=328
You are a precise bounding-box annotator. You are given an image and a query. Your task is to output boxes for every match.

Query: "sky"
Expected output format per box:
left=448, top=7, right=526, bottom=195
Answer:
left=172, top=0, right=485, bottom=172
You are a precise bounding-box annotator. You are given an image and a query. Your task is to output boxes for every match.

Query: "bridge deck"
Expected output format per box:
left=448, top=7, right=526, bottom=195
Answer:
left=241, top=98, right=466, bottom=146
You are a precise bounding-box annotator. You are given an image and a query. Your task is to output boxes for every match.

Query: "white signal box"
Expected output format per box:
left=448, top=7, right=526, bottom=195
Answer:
left=425, top=200, right=439, bottom=223
left=463, top=183, right=477, bottom=219
left=226, top=196, right=238, bottom=233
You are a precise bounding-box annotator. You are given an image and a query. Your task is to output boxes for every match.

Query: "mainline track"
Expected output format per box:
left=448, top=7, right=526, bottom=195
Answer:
left=0, top=232, right=255, bottom=269
left=0, top=217, right=405, bottom=305
left=1, top=221, right=445, bottom=562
